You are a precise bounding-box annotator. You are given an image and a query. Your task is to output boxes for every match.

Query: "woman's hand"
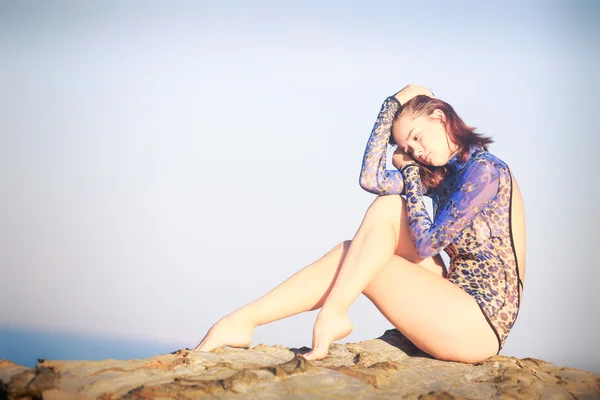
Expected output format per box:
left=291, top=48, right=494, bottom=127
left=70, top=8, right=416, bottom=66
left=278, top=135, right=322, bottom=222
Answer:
left=392, top=146, right=417, bottom=169
left=393, top=84, right=435, bottom=106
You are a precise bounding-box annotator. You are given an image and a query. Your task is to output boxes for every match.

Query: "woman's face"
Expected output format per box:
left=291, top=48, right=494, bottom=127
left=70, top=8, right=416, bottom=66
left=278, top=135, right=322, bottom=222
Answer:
left=392, top=109, right=459, bottom=167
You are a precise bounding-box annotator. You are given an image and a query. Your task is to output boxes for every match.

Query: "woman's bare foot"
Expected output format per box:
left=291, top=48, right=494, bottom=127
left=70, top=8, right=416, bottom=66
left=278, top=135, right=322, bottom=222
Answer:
left=302, top=309, right=354, bottom=361
left=193, top=313, right=256, bottom=352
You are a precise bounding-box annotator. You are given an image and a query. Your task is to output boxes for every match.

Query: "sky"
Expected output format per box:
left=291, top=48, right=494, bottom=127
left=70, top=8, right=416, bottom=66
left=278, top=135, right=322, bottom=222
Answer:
left=0, top=0, right=598, bottom=374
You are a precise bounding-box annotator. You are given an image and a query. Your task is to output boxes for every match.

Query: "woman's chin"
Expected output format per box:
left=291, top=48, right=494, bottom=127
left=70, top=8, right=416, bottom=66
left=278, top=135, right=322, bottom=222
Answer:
left=423, top=154, right=435, bottom=166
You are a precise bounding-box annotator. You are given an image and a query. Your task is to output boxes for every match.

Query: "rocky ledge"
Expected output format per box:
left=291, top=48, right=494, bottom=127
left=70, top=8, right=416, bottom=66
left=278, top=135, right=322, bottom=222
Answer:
left=1, top=329, right=598, bottom=399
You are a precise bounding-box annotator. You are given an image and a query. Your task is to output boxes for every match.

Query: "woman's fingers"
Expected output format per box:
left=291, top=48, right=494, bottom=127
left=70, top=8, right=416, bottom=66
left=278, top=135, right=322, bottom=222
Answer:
left=394, top=84, right=435, bottom=105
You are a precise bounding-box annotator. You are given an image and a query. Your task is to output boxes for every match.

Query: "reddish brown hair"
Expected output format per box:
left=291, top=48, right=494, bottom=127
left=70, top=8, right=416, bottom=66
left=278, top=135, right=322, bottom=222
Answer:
left=390, top=95, right=494, bottom=191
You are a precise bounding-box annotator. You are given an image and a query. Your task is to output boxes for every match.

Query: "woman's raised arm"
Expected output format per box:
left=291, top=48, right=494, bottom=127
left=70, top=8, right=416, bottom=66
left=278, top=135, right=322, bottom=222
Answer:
left=358, top=96, right=406, bottom=195
left=358, top=85, right=435, bottom=195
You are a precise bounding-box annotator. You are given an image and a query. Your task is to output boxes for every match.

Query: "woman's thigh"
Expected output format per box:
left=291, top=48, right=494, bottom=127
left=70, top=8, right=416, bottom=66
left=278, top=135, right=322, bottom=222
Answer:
left=362, top=255, right=498, bottom=363
left=363, top=195, right=447, bottom=278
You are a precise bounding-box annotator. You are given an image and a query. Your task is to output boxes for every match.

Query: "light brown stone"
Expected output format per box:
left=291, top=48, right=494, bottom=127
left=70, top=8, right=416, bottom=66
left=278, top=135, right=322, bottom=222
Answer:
left=1, top=329, right=598, bottom=399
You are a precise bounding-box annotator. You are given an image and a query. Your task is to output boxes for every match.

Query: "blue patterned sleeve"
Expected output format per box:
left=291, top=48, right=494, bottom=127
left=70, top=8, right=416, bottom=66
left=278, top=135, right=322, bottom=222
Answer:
left=401, top=158, right=500, bottom=258
left=358, top=97, right=406, bottom=195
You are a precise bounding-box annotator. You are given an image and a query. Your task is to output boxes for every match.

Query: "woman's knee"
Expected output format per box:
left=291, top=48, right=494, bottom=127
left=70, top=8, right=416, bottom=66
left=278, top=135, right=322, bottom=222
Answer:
left=366, top=195, right=406, bottom=223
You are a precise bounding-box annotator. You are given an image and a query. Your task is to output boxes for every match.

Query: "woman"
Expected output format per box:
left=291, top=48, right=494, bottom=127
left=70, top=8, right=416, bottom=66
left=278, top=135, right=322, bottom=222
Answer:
left=194, top=84, right=526, bottom=363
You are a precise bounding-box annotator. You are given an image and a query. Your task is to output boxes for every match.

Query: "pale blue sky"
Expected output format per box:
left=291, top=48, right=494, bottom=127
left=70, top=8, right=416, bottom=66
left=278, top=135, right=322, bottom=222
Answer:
left=1, top=1, right=598, bottom=373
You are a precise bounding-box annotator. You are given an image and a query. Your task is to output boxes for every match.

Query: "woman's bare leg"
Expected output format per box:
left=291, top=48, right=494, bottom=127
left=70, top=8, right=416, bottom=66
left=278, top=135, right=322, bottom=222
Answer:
left=359, top=253, right=499, bottom=363
left=194, top=240, right=352, bottom=351
left=300, top=194, right=496, bottom=362
left=194, top=196, right=444, bottom=352
left=303, top=195, right=418, bottom=360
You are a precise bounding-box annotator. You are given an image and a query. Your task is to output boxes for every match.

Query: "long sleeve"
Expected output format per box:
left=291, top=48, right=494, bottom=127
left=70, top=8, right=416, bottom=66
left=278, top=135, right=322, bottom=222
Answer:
left=359, top=97, right=406, bottom=195
left=401, top=158, right=500, bottom=258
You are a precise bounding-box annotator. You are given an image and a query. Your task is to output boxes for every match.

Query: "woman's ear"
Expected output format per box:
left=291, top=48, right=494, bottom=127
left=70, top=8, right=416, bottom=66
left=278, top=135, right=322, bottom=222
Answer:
left=431, top=109, right=447, bottom=128
left=431, top=109, right=446, bottom=124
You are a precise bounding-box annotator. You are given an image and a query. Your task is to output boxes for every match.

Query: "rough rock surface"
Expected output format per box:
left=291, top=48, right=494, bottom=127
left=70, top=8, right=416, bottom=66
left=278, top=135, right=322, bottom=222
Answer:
left=1, top=329, right=598, bottom=399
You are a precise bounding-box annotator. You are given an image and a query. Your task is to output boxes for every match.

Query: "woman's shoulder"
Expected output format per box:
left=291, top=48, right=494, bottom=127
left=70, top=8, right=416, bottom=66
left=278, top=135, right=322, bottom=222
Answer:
left=472, top=148, right=510, bottom=172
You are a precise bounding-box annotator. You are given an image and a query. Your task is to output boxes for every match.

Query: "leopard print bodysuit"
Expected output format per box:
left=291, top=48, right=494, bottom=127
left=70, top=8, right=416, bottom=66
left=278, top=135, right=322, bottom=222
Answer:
left=359, top=96, right=523, bottom=353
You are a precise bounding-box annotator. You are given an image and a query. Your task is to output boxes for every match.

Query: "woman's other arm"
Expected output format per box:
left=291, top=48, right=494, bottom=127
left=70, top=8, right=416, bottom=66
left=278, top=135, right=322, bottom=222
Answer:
left=401, top=159, right=500, bottom=258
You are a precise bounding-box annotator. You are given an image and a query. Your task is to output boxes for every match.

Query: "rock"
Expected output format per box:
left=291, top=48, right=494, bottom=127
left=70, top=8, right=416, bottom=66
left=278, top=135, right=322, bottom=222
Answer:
left=1, top=329, right=598, bottom=399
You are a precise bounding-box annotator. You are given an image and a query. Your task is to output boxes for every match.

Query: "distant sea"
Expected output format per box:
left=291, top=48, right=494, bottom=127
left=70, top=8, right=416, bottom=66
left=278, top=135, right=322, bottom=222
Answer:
left=0, top=326, right=183, bottom=368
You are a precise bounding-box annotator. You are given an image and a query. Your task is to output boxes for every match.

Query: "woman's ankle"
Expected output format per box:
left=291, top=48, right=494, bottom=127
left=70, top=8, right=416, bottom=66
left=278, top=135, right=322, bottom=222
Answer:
left=226, top=309, right=260, bottom=329
left=319, top=303, right=350, bottom=316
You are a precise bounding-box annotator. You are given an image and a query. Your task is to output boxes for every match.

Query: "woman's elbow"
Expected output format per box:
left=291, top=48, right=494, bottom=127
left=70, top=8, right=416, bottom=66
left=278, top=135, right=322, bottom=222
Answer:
left=359, top=177, right=381, bottom=194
